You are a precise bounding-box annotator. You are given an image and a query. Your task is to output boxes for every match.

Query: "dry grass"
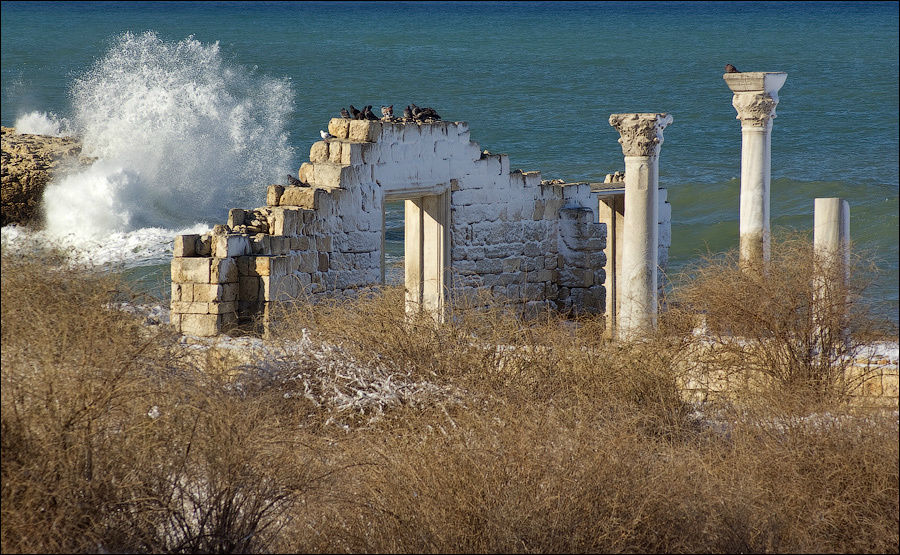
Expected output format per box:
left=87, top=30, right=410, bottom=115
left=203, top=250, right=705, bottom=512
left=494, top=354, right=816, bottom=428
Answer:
left=2, top=238, right=898, bottom=553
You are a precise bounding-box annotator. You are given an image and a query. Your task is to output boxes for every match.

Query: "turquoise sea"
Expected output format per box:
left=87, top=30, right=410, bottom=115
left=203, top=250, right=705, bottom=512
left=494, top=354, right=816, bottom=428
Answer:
left=2, top=1, right=898, bottom=321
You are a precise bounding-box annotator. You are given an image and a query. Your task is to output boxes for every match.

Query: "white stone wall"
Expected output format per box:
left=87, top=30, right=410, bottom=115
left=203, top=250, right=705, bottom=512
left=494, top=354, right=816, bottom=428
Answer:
left=170, top=118, right=610, bottom=336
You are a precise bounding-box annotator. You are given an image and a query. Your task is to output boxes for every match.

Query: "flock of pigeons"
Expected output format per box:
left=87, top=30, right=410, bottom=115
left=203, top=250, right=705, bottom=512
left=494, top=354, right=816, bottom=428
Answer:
left=339, top=103, right=442, bottom=123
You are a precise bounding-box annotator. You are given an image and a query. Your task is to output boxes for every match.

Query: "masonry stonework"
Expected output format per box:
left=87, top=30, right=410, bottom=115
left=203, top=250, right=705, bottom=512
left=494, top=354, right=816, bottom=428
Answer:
left=170, top=118, right=670, bottom=337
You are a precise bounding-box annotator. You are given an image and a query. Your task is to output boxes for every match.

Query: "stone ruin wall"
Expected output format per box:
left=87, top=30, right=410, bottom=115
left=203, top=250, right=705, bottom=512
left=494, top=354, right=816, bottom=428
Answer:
left=170, top=118, right=668, bottom=337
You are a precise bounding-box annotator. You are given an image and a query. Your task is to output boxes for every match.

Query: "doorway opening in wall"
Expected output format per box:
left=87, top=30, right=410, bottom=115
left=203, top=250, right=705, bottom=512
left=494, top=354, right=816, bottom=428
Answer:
left=382, top=189, right=450, bottom=320
left=383, top=200, right=405, bottom=285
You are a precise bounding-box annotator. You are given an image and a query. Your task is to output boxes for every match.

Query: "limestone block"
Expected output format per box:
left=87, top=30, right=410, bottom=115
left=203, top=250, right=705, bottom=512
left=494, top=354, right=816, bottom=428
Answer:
left=228, top=208, right=248, bottom=228
left=883, top=373, right=898, bottom=397
left=328, top=117, right=350, bottom=139
left=328, top=140, right=343, bottom=164
left=271, top=255, right=292, bottom=277
left=250, top=234, right=272, bottom=255
left=211, top=257, right=238, bottom=284
left=208, top=301, right=237, bottom=315
left=278, top=236, right=295, bottom=254
left=279, top=186, right=317, bottom=209
left=298, top=162, right=315, bottom=184
left=192, top=283, right=223, bottom=303
left=318, top=252, right=330, bottom=272
left=213, top=234, right=251, bottom=258
left=221, top=282, right=239, bottom=302
left=195, top=235, right=212, bottom=256
left=172, top=257, right=211, bottom=283
left=171, top=282, right=191, bottom=302
left=290, top=235, right=310, bottom=250
left=340, top=141, right=371, bottom=165
left=523, top=171, right=542, bottom=188
left=316, top=236, right=332, bottom=251
left=349, top=120, right=381, bottom=142
left=174, top=234, right=199, bottom=257
left=268, top=207, right=302, bottom=236
left=401, top=123, right=421, bottom=142
left=267, top=185, right=284, bottom=206
left=180, top=314, right=221, bottom=337
left=532, top=201, right=545, bottom=220
left=312, top=163, right=342, bottom=188
left=310, top=140, right=329, bottom=163
left=298, top=252, right=318, bottom=273
left=171, top=301, right=209, bottom=314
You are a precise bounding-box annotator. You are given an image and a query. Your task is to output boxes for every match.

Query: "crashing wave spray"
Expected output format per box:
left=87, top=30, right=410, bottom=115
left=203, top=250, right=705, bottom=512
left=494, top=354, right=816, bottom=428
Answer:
left=42, top=31, right=294, bottom=238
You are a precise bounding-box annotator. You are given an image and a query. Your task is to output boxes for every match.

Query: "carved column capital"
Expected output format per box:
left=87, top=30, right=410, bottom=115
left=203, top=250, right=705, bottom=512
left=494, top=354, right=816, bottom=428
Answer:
left=608, top=113, right=673, bottom=157
left=731, top=92, right=779, bottom=127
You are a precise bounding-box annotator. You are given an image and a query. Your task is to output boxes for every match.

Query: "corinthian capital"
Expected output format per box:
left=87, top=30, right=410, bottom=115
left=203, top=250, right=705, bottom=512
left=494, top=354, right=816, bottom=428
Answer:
left=608, top=113, right=674, bottom=157
left=732, top=92, right=778, bottom=127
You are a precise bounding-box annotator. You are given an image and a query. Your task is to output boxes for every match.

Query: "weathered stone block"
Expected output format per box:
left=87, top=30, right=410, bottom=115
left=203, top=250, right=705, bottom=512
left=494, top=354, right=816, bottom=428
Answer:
left=171, top=282, right=190, bottom=302
left=310, top=140, right=329, bottom=163
left=180, top=313, right=220, bottom=336
left=298, top=162, right=315, bottom=184
left=171, top=301, right=209, bottom=314
left=328, top=117, right=350, bottom=139
left=268, top=207, right=302, bottom=236
left=267, top=185, right=284, bottom=206
left=318, top=252, right=329, bottom=271
left=172, top=257, right=211, bottom=283
left=327, top=140, right=341, bottom=164
left=279, top=186, right=316, bottom=209
left=208, top=301, right=238, bottom=315
left=211, top=257, right=238, bottom=284
left=174, top=234, right=199, bottom=257
left=349, top=120, right=381, bottom=142
left=316, top=236, right=332, bottom=251
left=195, top=235, right=212, bottom=256
left=290, top=235, right=310, bottom=251
left=228, top=208, right=248, bottom=228
left=213, top=234, right=251, bottom=258
left=192, top=283, right=222, bottom=303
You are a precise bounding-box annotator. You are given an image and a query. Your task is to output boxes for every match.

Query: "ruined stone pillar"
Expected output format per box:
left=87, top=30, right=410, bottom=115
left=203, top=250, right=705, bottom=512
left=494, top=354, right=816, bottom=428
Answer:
left=813, top=197, right=851, bottom=347
left=723, top=71, right=787, bottom=269
left=609, top=113, right=673, bottom=339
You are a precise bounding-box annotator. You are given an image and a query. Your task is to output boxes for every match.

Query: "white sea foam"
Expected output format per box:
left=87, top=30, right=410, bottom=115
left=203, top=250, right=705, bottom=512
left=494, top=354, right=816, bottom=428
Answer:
left=13, top=110, right=72, bottom=136
left=37, top=31, right=294, bottom=254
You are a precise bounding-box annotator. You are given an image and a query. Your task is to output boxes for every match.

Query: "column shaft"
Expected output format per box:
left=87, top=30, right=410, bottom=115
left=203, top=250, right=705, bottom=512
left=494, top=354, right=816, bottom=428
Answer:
left=739, top=123, right=772, bottom=265
left=619, top=156, right=659, bottom=336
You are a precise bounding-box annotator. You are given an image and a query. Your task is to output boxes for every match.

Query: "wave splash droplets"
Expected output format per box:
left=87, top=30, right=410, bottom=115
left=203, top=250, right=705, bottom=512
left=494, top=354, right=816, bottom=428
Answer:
left=43, top=31, right=294, bottom=240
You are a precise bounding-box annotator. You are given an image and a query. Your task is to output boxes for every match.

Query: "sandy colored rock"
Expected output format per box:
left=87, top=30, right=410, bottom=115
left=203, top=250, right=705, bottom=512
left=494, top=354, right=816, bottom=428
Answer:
left=1, top=126, right=95, bottom=226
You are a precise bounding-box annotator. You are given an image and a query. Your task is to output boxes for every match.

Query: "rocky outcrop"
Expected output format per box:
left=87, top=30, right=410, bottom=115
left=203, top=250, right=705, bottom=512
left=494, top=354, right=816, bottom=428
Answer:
left=1, top=126, right=93, bottom=227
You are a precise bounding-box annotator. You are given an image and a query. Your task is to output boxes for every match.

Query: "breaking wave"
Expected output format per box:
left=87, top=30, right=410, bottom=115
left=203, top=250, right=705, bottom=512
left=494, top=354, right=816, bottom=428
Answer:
left=40, top=31, right=294, bottom=241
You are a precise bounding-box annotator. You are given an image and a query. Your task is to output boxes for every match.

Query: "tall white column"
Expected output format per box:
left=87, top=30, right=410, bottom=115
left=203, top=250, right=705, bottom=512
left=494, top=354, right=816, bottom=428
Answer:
left=608, top=113, right=673, bottom=339
left=724, top=72, right=787, bottom=269
left=813, top=197, right=851, bottom=348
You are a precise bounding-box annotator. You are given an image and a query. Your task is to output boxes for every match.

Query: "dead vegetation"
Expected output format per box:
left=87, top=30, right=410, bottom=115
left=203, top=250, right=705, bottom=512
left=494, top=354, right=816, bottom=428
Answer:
left=2, top=238, right=897, bottom=553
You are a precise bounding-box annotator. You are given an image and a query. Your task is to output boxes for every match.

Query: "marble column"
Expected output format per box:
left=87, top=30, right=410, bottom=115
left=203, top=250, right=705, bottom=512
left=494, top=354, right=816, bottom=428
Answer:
left=723, top=71, right=787, bottom=269
left=608, top=112, right=673, bottom=339
left=813, top=197, right=851, bottom=348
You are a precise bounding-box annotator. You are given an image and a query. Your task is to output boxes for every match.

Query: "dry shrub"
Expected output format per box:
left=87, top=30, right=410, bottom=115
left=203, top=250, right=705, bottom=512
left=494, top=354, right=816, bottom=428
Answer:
left=3, top=246, right=898, bottom=554
left=1, top=252, right=315, bottom=553
left=669, top=232, right=889, bottom=401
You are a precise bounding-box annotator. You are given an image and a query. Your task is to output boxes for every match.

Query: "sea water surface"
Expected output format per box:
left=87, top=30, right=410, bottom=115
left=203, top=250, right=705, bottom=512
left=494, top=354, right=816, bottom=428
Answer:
left=2, top=1, right=897, bottom=321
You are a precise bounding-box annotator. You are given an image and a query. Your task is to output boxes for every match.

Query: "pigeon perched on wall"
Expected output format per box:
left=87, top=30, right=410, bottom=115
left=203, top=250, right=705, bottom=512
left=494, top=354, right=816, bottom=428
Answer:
left=349, top=105, right=362, bottom=119
left=725, top=64, right=740, bottom=73
left=320, top=130, right=335, bottom=140
left=340, top=107, right=351, bottom=119
left=287, top=174, right=306, bottom=187
left=410, top=103, right=422, bottom=118
left=363, top=105, right=379, bottom=120
left=403, top=105, right=413, bottom=120
left=381, top=105, right=393, bottom=118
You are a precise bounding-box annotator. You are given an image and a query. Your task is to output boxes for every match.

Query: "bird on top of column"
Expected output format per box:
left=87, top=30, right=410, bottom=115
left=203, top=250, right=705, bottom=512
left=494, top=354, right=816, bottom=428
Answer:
left=725, top=64, right=741, bottom=73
